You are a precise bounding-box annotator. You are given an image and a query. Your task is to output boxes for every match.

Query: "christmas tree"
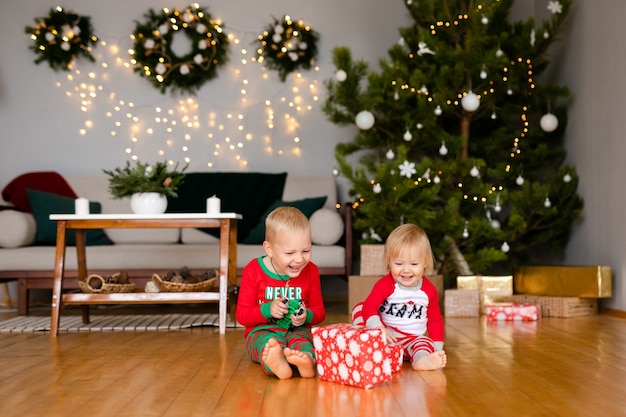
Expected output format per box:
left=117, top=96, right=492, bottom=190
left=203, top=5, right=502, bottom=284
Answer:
left=323, top=0, right=582, bottom=284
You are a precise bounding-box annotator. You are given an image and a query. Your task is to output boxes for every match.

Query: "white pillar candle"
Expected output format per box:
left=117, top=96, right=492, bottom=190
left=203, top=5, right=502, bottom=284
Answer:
left=75, top=197, right=90, bottom=215
left=206, top=195, right=221, bottom=215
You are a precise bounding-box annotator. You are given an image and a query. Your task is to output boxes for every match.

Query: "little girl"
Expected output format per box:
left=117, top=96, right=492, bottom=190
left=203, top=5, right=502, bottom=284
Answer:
left=353, top=223, right=446, bottom=371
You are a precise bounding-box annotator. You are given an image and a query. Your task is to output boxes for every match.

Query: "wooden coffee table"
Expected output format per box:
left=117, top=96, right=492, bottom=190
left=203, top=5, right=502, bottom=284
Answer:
left=49, top=213, right=241, bottom=336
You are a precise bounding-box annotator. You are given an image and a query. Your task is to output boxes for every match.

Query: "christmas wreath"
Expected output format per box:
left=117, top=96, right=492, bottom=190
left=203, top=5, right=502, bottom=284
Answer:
left=256, top=15, right=319, bottom=82
left=25, top=7, right=97, bottom=71
left=129, top=4, right=229, bottom=94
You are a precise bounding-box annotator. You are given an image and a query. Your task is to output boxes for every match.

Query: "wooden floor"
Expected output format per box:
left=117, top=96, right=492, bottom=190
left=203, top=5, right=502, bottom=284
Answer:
left=0, top=302, right=625, bottom=417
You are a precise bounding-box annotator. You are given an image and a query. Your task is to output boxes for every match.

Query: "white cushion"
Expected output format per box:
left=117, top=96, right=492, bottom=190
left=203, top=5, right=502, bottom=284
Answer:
left=309, top=208, right=344, bottom=245
left=0, top=210, right=36, bottom=248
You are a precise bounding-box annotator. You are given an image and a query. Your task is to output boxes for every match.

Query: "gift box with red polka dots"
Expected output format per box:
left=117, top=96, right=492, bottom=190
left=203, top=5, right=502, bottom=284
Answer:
left=312, top=323, right=403, bottom=389
left=485, top=303, right=541, bottom=321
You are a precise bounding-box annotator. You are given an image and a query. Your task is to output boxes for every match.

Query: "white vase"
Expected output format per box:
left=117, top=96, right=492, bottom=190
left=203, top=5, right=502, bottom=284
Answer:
left=130, top=192, right=168, bottom=215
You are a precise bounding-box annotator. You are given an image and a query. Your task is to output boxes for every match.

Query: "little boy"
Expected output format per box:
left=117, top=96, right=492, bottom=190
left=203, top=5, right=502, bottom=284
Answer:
left=236, top=206, right=326, bottom=379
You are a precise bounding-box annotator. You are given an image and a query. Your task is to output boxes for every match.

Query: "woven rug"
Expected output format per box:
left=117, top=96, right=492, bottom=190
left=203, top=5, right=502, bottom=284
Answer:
left=0, top=313, right=241, bottom=333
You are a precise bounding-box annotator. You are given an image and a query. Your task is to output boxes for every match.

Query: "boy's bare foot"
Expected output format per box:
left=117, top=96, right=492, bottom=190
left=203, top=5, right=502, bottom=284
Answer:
left=261, top=338, right=293, bottom=379
left=412, top=350, right=447, bottom=371
left=284, top=348, right=316, bottom=378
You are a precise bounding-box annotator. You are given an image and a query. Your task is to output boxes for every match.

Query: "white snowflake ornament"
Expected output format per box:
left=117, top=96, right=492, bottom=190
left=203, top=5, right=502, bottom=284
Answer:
left=547, top=1, right=563, bottom=14
left=398, top=160, right=417, bottom=178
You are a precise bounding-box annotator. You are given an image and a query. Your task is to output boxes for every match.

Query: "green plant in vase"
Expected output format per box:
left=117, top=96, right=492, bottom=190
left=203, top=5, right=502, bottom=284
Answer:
left=104, top=161, right=187, bottom=214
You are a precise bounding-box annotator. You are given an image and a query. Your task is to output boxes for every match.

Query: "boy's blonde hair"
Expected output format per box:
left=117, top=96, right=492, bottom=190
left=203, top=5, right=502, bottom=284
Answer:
left=383, top=224, right=435, bottom=275
left=265, top=206, right=311, bottom=243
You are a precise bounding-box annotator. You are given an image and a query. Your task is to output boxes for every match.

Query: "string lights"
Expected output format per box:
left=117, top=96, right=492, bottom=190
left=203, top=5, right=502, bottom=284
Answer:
left=53, top=23, right=321, bottom=168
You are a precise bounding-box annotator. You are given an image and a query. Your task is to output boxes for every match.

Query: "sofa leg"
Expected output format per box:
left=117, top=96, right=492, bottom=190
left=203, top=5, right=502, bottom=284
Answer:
left=17, top=281, right=29, bottom=315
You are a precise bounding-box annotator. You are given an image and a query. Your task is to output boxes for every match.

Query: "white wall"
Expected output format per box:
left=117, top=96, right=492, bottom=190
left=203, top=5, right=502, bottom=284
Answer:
left=0, top=0, right=411, bottom=198
left=557, top=0, right=626, bottom=312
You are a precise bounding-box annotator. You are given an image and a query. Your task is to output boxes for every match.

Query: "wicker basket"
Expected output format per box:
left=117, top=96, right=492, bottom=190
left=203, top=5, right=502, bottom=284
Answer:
left=152, top=273, right=218, bottom=292
left=79, top=273, right=136, bottom=294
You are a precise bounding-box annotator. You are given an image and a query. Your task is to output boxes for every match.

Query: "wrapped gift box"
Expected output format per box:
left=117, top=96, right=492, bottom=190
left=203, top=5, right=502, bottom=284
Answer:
left=359, top=244, right=386, bottom=276
left=457, top=276, right=513, bottom=313
left=486, top=303, right=541, bottom=321
left=513, top=266, right=612, bottom=298
left=457, top=275, right=513, bottom=292
left=444, top=289, right=480, bottom=317
left=511, top=294, right=598, bottom=318
left=312, top=323, right=403, bottom=389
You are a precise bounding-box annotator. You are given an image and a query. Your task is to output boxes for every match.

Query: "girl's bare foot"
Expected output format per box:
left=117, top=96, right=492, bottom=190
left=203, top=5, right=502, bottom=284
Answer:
left=412, top=350, right=447, bottom=371
left=261, top=338, right=293, bottom=379
left=284, top=348, right=316, bottom=378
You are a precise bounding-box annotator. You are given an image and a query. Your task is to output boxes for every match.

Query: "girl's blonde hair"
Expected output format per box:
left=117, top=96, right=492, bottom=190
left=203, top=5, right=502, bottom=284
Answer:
left=383, top=224, right=435, bottom=275
left=265, top=206, right=311, bottom=242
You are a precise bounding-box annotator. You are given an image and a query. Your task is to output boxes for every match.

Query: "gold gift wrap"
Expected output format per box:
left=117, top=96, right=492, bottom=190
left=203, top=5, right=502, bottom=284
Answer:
left=513, top=266, right=612, bottom=298
left=457, top=275, right=513, bottom=292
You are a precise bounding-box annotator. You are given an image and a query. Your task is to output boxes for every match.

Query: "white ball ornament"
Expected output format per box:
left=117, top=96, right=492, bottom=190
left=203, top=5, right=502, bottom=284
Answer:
left=45, top=32, right=55, bottom=42
left=501, top=242, right=510, bottom=253
left=335, top=69, right=347, bottom=82
left=516, top=175, right=525, bottom=185
left=540, top=113, right=559, bottom=132
left=470, top=166, right=480, bottom=177
left=434, top=105, right=442, bottom=116
left=544, top=197, right=552, bottom=208
left=433, top=175, right=441, bottom=184
left=403, top=130, right=413, bottom=141
left=386, top=149, right=395, bottom=159
left=355, top=110, right=375, bottom=130
left=373, top=183, right=382, bottom=194
left=462, top=92, right=480, bottom=112
left=439, top=142, right=448, bottom=155
left=563, top=173, right=572, bottom=183
left=416, top=123, right=424, bottom=129
left=61, top=42, right=70, bottom=51
left=481, top=15, right=489, bottom=25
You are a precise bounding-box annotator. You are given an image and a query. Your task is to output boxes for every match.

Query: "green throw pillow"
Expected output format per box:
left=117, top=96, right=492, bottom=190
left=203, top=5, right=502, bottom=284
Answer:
left=242, top=196, right=327, bottom=244
left=26, top=189, right=113, bottom=246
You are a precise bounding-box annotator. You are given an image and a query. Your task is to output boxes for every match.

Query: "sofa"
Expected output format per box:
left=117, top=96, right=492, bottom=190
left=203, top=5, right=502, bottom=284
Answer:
left=0, top=171, right=353, bottom=315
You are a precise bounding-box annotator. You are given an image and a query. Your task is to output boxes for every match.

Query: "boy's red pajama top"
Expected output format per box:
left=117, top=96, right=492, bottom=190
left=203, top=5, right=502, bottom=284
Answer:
left=236, top=257, right=326, bottom=336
